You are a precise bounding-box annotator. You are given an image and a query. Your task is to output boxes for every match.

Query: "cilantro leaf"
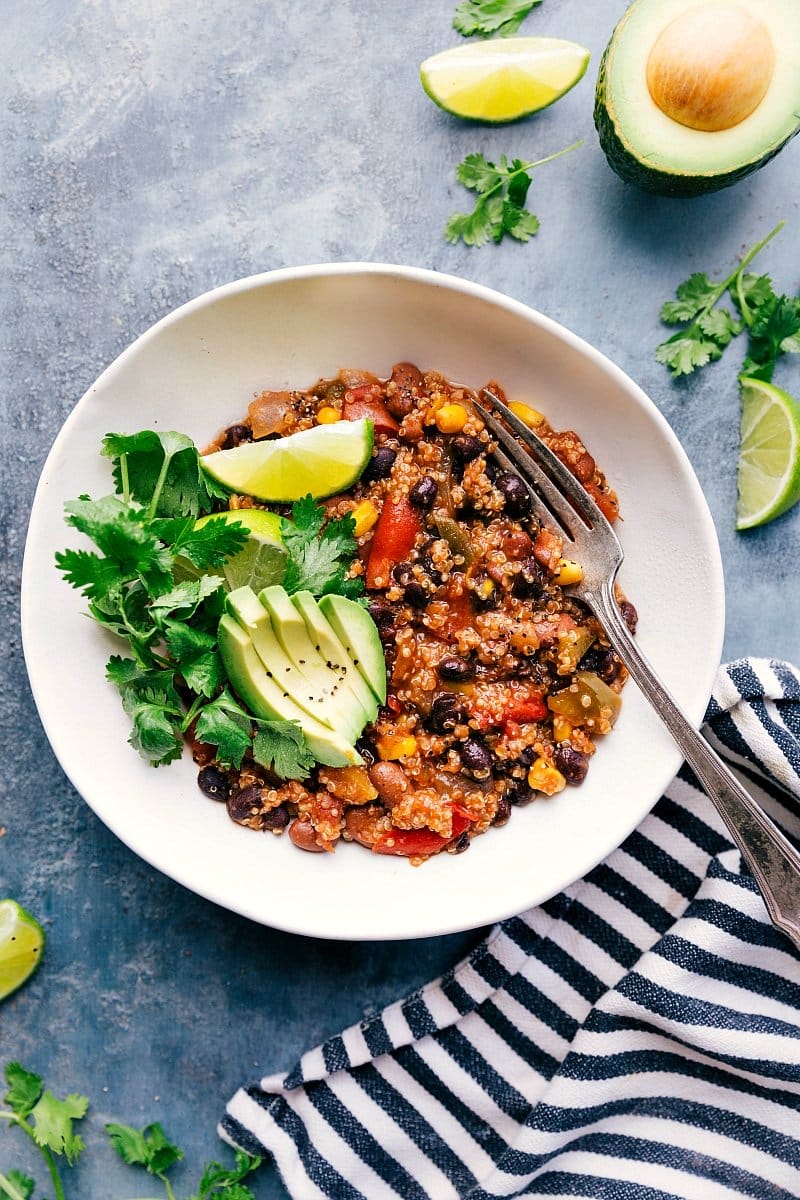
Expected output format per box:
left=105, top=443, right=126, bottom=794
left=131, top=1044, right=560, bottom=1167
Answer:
left=660, top=273, right=720, bottom=324
left=125, top=692, right=185, bottom=766
left=445, top=143, right=580, bottom=250
left=194, top=690, right=254, bottom=769
left=148, top=576, right=225, bottom=624
left=52, top=549, right=122, bottom=601
left=103, top=430, right=225, bottom=519
left=253, top=720, right=314, bottom=780
left=453, top=0, right=541, bottom=38
left=3, top=1065, right=42, bottom=1119
left=106, top=1120, right=183, bottom=1177
left=655, top=222, right=786, bottom=379
left=0, top=1170, right=35, bottom=1200
left=281, top=498, right=361, bottom=598
left=740, top=294, right=800, bottom=382
left=171, top=516, right=248, bottom=569
left=29, top=1090, right=88, bottom=1165
left=190, top=1150, right=262, bottom=1199
left=163, top=624, right=226, bottom=697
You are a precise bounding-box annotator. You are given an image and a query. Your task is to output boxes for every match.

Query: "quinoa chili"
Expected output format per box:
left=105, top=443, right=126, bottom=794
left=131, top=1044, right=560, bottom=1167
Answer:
left=194, top=363, right=635, bottom=863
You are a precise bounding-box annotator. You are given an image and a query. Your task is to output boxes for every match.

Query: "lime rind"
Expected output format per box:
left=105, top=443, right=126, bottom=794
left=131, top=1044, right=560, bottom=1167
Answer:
left=201, top=419, right=374, bottom=502
left=736, top=376, right=800, bottom=530
left=420, top=36, right=590, bottom=124
left=0, top=900, right=45, bottom=1002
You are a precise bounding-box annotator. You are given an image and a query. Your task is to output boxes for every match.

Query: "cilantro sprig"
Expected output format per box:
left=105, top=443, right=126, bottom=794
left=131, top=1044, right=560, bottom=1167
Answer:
left=453, top=0, right=542, bottom=38
left=0, top=1063, right=260, bottom=1200
left=56, top=430, right=362, bottom=778
left=656, top=222, right=800, bottom=381
left=446, top=141, right=581, bottom=248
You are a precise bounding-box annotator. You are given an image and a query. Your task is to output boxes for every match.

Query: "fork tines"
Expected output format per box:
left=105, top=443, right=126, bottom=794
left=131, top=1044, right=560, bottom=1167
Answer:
left=474, top=390, right=610, bottom=542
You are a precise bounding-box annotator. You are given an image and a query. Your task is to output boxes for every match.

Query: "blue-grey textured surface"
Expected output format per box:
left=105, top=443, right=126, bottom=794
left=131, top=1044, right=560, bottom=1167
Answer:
left=1, top=1, right=799, bottom=1196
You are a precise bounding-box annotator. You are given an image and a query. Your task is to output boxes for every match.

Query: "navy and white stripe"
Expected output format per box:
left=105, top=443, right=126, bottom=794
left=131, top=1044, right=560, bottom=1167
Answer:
left=222, top=659, right=800, bottom=1199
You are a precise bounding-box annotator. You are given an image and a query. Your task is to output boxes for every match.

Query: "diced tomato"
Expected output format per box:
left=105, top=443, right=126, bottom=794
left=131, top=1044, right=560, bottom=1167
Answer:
left=366, top=495, right=422, bottom=589
left=442, top=582, right=474, bottom=634
left=504, top=695, right=547, bottom=724
left=585, top=480, right=619, bottom=523
left=373, top=806, right=472, bottom=857
left=343, top=387, right=400, bottom=434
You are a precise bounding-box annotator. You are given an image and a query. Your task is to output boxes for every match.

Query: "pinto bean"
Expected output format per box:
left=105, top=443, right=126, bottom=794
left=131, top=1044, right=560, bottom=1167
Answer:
left=368, top=762, right=410, bottom=808
left=288, top=818, right=326, bottom=853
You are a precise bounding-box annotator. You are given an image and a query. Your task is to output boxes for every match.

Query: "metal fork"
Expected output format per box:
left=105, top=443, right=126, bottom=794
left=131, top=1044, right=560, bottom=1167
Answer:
left=476, top=389, right=800, bottom=953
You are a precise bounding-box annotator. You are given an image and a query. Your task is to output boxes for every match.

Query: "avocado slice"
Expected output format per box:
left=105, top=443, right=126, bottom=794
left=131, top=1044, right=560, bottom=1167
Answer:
left=258, top=585, right=377, bottom=726
left=290, top=591, right=380, bottom=725
left=217, top=615, right=363, bottom=767
left=225, top=586, right=368, bottom=744
left=595, top=0, right=800, bottom=197
left=317, top=594, right=387, bottom=705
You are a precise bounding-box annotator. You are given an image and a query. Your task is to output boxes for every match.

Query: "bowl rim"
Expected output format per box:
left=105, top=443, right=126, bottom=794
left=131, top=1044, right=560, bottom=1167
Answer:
left=21, top=261, right=725, bottom=939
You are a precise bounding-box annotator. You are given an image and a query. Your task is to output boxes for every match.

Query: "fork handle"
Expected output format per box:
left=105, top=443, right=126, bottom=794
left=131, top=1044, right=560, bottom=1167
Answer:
left=591, top=582, right=800, bottom=954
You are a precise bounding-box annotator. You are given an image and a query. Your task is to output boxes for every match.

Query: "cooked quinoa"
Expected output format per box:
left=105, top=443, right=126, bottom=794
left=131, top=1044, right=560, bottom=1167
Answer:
left=193, top=363, right=636, bottom=863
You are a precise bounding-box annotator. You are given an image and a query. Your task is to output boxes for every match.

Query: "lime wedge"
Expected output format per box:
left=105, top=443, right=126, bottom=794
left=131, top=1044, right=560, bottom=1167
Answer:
left=0, top=900, right=44, bottom=1002
left=420, top=37, right=590, bottom=123
left=736, top=377, right=800, bottom=530
left=201, top=419, right=374, bottom=502
left=195, top=509, right=287, bottom=591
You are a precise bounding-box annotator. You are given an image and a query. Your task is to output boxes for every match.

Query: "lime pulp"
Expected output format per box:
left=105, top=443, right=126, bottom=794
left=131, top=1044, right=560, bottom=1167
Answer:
left=736, top=377, right=800, bottom=530
left=201, top=418, right=374, bottom=502
left=0, top=900, right=45, bottom=1002
left=420, top=37, right=590, bottom=123
left=194, top=508, right=287, bottom=592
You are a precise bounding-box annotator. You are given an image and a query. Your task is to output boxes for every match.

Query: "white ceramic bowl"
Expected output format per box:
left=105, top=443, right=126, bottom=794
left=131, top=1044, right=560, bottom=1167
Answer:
left=21, top=264, right=724, bottom=940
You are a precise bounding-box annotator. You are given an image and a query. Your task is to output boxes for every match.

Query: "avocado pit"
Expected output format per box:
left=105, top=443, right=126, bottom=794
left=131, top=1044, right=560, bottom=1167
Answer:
left=646, top=3, right=775, bottom=132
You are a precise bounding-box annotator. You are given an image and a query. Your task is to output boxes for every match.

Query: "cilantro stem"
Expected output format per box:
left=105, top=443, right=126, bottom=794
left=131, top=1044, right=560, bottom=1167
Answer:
left=733, top=220, right=785, bottom=328
left=120, top=453, right=131, bottom=506
left=146, top=452, right=174, bottom=522
left=480, top=139, right=583, bottom=204
left=0, top=1112, right=66, bottom=1200
left=0, top=1170, right=29, bottom=1200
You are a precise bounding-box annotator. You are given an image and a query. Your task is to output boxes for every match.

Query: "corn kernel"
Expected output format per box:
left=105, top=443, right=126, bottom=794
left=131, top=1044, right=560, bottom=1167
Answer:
left=351, top=500, right=379, bottom=536
left=527, top=756, right=567, bottom=796
left=553, top=716, right=573, bottom=743
left=554, top=558, right=584, bottom=586
left=435, top=404, right=469, bottom=434
left=509, top=400, right=545, bottom=428
left=477, top=577, right=495, bottom=601
left=377, top=734, right=418, bottom=761
left=317, top=406, right=341, bottom=424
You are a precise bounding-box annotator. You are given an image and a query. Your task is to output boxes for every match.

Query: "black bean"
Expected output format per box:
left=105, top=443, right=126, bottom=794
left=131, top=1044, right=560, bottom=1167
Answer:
left=409, top=476, right=438, bottom=510
left=492, top=795, right=512, bottom=826
left=451, top=435, right=484, bottom=472
left=513, top=557, right=547, bottom=600
left=405, top=581, right=429, bottom=609
left=419, top=553, right=443, bottom=585
left=262, top=804, right=290, bottom=831
left=391, top=562, right=414, bottom=588
left=496, top=472, right=532, bottom=519
left=506, top=779, right=536, bottom=806
left=460, top=738, right=493, bottom=780
left=469, top=571, right=497, bottom=610
left=198, top=765, right=230, bottom=801
left=222, top=423, right=252, bottom=449
left=355, top=736, right=377, bottom=767
left=450, top=831, right=471, bottom=854
left=596, top=648, right=623, bottom=685
left=438, top=654, right=474, bottom=682
left=553, top=745, right=589, bottom=785
left=361, top=446, right=396, bottom=484
left=227, top=784, right=264, bottom=823
left=367, top=599, right=393, bottom=630
left=619, top=600, right=638, bottom=634
left=426, top=692, right=466, bottom=733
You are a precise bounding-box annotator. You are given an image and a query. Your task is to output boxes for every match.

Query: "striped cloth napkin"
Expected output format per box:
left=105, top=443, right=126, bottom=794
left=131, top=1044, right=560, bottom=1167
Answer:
left=221, top=659, right=800, bottom=1200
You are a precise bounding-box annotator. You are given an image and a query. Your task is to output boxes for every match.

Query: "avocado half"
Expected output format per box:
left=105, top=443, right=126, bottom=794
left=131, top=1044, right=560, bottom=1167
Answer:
left=595, top=0, right=800, bottom=197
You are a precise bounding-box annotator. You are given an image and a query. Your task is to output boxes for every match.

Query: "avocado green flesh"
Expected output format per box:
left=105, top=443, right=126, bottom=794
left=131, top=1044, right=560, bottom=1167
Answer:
left=225, top=587, right=368, bottom=744
left=290, top=591, right=380, bottom=725
left=595, top=0, right=800, bottom=197
left=217, top=616, right=363, bottom=767
left=317, top=593, right=387, bottom=705
left=257, top=585, right=376, bottom=725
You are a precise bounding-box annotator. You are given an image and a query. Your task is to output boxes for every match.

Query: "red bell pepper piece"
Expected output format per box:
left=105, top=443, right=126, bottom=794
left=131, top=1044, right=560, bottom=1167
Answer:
left=373, top=806, right=472, bottom=857
left=366, top=495, right=422, bottom=589
left=342, top=387, right=400, bottom=434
